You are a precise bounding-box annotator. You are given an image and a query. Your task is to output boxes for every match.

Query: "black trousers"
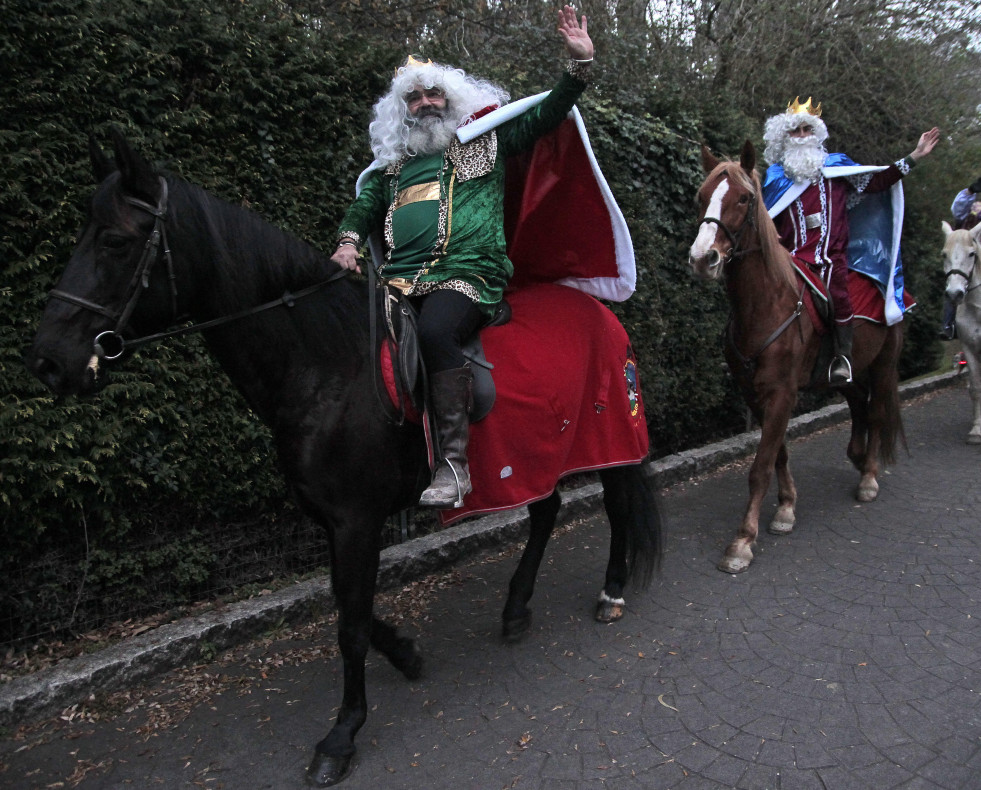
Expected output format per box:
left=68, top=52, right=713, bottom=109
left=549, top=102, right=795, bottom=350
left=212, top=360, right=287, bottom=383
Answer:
left=410, top=289, right=485, bottom=375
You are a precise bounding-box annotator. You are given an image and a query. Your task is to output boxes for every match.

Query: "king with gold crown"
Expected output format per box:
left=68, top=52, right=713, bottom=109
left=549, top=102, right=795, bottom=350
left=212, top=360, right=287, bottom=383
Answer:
left=329, top=6, right=635, bottom=511
left=760, top=96, right=939, bottom=386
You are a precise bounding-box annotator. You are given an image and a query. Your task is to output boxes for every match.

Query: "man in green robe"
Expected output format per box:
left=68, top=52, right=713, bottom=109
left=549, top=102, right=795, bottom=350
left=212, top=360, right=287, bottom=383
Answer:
left=331, top=5, right=595, bottom=508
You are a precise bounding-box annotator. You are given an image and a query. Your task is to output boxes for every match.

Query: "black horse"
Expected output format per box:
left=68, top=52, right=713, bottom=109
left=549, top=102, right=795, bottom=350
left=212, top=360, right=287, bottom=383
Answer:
left=26, top=130, right=660, bottom=787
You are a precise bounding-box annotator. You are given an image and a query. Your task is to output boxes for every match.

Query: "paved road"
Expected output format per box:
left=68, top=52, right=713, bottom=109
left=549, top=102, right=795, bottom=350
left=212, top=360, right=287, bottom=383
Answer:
left=2, top=384, right=980, bottom=789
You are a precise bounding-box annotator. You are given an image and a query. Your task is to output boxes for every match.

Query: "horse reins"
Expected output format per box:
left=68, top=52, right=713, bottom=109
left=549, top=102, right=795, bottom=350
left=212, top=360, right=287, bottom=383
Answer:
left=699, top=183, right=803, bottom=373
left=48, top=176, right=349, bottom=360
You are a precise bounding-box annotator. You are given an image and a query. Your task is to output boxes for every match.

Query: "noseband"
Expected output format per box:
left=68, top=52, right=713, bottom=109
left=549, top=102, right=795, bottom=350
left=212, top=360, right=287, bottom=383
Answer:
left=49, top=177, right=178, bottom=360
left=945, top=258, right=981, bottom=293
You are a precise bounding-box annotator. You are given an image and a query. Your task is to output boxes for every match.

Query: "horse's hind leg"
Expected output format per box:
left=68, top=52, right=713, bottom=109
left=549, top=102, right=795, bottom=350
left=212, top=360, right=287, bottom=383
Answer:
left=594, top=465, right=661, bottom=623
left=961, top=342, right=981, bottom=444
left=502, top=489, right=560, bottom=642
left=848, top=326, right=904, bottom=502
left=844, top=384, right=878, bottom=502
left=371, top=616, right=422, bottom=680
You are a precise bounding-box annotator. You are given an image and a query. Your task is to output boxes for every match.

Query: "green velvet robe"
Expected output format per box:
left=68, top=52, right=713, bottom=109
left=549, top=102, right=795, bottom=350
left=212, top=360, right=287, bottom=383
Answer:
left=337, top=71, right=587, bottom=315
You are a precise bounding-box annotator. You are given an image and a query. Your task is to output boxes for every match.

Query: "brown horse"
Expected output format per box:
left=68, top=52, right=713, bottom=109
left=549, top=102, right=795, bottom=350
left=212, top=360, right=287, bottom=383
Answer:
left=688, top=141, right=905, bottom=573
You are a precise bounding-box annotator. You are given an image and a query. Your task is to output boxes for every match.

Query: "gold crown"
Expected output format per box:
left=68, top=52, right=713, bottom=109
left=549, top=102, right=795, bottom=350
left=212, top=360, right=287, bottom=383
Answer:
left=787, top=96, right=821, bottom=117
left=395, top=54, right=433, bottom=76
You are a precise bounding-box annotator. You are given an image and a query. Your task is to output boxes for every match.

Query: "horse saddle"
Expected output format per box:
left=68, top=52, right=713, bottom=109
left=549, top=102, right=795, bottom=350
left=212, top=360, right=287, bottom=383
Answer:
left=386, top=288, right=510, bottom=422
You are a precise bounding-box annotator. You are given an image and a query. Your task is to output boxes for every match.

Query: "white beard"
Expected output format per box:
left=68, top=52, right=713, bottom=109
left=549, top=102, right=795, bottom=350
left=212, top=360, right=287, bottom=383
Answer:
left=781, top=137, right=828, bottom=184
left=406, top=113, right=458, bottom=156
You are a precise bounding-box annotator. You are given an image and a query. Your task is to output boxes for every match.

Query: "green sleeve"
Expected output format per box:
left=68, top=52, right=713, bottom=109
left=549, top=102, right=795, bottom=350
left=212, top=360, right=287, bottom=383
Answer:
left=336, top=168, right=389, bottom=243
left=496, top=71, right=587, bottom=157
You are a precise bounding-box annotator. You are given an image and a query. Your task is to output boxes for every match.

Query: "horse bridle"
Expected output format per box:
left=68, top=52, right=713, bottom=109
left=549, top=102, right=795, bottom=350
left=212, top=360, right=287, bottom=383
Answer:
left=944, top=244, right=981, bottom=294
left=49, top=177, right=178, bottom=360
left=48, top=176, right=348, bottom=360
left=696, top=188, right=758, bottom=267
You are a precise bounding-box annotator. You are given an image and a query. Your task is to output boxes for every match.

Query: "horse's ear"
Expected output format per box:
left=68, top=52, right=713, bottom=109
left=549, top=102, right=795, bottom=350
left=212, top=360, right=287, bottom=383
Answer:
left=739, top=140, right=756, bottom=174
left=942, top=220, right=953, bottom=237
left=89, top=135, right=116, bottom=183
left=109, top=126, right=158, bottom=200
left=701, top=144, right=719, bottom=173
left=971, top=223, right=981, bottom=244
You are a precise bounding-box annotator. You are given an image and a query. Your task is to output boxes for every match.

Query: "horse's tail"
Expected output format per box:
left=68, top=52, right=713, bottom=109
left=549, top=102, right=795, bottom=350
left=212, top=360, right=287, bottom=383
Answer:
left=877, top=324, right=908, bottom=466
left=602, top=463, right=663, bottom=588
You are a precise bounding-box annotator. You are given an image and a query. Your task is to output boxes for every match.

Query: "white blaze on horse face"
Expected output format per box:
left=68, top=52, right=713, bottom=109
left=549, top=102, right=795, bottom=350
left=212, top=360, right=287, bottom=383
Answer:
left=690, top=179, right=730, bottom=262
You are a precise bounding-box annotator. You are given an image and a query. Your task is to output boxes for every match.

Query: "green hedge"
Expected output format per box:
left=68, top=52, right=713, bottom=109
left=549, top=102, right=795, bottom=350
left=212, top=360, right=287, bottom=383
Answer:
left=0, top=0, right=947, bottom=645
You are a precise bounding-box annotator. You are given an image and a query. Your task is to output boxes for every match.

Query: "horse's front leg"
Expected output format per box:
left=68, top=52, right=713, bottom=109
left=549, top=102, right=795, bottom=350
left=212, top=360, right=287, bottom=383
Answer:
left=502, top=489, right=561, bottom=642
left=768, top=441, right=797, bottom=535
left=719, top=390, right=794, bottom=573
left=307, top=518, right=384, bottom=787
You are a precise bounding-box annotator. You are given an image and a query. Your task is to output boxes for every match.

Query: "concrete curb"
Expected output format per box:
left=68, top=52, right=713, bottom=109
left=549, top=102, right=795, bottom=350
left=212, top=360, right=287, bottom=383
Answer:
left=0, top=371, right=962, bottom=728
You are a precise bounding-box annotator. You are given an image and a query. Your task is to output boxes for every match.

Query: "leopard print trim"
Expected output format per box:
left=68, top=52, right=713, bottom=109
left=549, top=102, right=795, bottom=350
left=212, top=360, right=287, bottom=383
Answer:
left=336, top=231, right=362, bottom=247
left=447, top=133, right=497, bottom=182
left=409, top=278, right=480, bottom=302
left=895, top=157, right=913, bottom=175
left=566, top=58, right=593, bottom=84
left=846, top=173, right=874, bottom=195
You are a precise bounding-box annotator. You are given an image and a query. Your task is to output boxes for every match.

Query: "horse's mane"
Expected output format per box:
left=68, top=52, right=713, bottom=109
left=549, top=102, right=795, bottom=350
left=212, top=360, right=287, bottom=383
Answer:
left=157, top=173, right=370, bottom=359
left=716, top=161, right=797, bottom=292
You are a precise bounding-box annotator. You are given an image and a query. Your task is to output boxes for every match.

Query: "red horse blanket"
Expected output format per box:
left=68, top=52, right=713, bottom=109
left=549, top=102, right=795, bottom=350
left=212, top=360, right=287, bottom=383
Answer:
left=434, top=282, right=648, bottom=525
left=793, top=261, right=915, bottom=333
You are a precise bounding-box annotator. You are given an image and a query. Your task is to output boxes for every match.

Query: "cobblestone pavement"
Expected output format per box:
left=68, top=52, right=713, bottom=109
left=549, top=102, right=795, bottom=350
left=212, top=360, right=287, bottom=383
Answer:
left=2, top=385, right=980, bottom=789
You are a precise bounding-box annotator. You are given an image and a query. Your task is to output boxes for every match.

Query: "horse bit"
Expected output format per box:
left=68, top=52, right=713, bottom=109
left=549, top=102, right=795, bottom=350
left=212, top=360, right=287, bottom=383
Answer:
left=48, top=176, right=347, bottom=361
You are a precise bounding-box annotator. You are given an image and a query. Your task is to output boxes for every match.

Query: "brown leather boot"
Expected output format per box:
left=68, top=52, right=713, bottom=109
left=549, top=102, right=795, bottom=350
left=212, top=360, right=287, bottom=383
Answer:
left=419, top=366, right=474, bottom=508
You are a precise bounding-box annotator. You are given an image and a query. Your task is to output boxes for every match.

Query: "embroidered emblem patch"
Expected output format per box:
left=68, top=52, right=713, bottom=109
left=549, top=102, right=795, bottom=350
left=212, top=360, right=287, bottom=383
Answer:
left=624, top=358, right=640, bottom=418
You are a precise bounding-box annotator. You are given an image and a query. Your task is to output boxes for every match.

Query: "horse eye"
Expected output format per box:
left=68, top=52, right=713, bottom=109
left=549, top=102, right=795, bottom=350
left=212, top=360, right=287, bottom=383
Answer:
left=738, top=195, right=749, bottom=204
left=100, top=233, right=128, bottom=250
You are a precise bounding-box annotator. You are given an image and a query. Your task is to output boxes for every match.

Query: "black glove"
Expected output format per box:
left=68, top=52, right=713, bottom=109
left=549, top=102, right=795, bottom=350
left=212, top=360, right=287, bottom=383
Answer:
left=970, top=176, right=981, bottom=194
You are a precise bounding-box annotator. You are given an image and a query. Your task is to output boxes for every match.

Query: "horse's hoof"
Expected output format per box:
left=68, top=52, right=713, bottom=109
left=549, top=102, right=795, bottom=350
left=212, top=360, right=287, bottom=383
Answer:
left=307, top=750, right=355, bottom=787
left=718, top=555, right=751, bottom=573
left=393, top=637, right=423, bottom=680
left=502, top=613, right=531, bottom=643
left=856, top=483, right=879, bottom=502
left=967, top=434, right=981, bottom=445
left=768, top=518, right=794, bottom=535
left=595, top=592, right=625, bottom=623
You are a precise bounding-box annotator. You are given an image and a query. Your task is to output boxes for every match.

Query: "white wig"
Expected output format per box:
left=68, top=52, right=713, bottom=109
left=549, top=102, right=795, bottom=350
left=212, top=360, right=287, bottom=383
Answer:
left=368, top=61, right=510, bottom=166
left=763, top=110, right=829, bottom=166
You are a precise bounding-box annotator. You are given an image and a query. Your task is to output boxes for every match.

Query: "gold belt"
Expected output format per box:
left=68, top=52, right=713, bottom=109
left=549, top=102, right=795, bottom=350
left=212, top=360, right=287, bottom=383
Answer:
left=386, top=277, right=415, bottom=294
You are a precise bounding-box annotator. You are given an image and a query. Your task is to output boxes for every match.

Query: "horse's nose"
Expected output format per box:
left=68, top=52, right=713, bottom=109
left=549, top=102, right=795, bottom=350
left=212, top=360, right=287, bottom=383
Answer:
left=28, top=353, right=65, bottom=393
left=689, top=248, right=721, bottom=278
left=946, top=285, right=966, bottom=305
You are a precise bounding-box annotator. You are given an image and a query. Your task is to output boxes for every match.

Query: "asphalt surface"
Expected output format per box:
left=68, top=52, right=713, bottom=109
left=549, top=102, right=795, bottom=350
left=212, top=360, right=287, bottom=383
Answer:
left=2, top=379, right=980, bottom=789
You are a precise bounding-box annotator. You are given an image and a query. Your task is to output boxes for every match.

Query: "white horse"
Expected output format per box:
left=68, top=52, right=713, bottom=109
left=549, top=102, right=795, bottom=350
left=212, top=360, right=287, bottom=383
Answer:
left=942, top=220, right=981, bottom=443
